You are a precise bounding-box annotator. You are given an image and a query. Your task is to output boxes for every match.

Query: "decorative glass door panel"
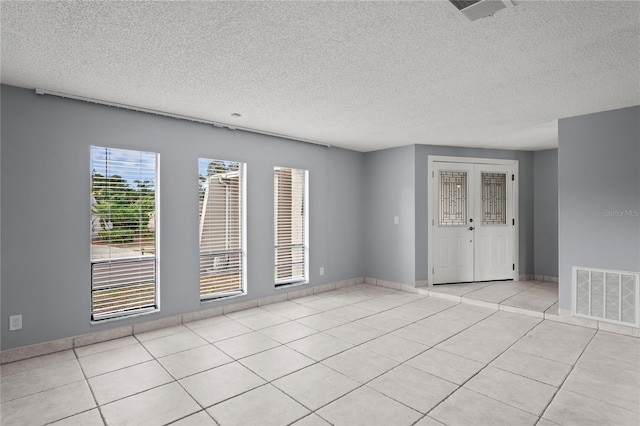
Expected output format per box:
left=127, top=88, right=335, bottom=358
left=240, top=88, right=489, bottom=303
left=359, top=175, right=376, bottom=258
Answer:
left=439, top=171, right=468, bottom=226
left=481, top=173, right=506, bottom=225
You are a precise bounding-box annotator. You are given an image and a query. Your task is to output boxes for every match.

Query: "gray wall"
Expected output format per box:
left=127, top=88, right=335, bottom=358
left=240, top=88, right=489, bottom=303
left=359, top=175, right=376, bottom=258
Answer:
left=534, top=149, right=559, bottom=277
left=0, top=85, right=365, bottom=350
left=363, top=146, right=416, bottom=285
left=414, top=145, right=535, bottom=281
left=328, top=147, right=366, bottom=283
left=558, top=105, right=640, bottom=311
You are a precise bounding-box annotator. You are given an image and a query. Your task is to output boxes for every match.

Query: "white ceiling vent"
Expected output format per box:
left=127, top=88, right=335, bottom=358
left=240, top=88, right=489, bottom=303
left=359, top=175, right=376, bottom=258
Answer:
left=448, top=0, right=514, bottom=22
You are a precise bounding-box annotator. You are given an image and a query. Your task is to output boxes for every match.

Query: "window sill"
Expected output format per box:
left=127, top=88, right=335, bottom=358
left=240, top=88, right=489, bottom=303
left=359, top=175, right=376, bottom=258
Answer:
left=200, top=291, right=246, bottom=304
left=275, top=280, right=309, bottom=290
left=91, top=307, right=159, bottom=325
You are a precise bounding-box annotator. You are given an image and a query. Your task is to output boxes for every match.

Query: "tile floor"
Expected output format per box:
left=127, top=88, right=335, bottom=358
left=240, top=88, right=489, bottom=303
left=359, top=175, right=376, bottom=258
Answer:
left=1, top=283, right=639, bottom=426
left=428, top=280, right=559, bottom=315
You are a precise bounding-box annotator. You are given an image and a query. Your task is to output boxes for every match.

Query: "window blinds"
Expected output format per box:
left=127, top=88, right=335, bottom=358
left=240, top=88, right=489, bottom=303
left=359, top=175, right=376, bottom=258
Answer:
left=274, top=167, right=308, bottom=285
left=199, top=159, right=245, bottom=299
left=90, top=146, right=158, bottom=320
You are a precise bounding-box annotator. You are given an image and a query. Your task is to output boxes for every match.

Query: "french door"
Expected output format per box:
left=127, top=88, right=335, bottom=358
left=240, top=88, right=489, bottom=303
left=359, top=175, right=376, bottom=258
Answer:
left=431, top=161, right=515, bottom=284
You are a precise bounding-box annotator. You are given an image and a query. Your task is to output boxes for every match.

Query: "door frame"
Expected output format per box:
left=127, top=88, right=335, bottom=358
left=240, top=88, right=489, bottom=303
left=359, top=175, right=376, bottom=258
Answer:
left=427, top=155, right=520, bottom=286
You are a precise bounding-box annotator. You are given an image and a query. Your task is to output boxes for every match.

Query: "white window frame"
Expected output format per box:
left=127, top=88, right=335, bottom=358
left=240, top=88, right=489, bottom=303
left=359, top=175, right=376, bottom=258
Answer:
left=198, top=158, right=247, bottom=301
left=90, top=146, right=160, bottom=322
left=274, top=167, right=309, bottom=287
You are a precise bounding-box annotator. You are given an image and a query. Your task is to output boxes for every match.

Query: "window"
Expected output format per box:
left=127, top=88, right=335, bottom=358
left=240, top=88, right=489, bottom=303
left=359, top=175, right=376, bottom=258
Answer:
left=274, top=167, right=308, bottom=286
left=199, top=158, right=245, bottom=299
left=90, top=146, right=158, bottom=320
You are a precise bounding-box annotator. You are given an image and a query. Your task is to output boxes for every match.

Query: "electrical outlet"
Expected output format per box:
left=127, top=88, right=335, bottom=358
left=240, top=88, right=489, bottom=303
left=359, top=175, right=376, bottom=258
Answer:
left=319, top=267, right=325, bottom=276
left=394, top=216, right=399, bottom=225
left=9, top=315, right=22, bottom=331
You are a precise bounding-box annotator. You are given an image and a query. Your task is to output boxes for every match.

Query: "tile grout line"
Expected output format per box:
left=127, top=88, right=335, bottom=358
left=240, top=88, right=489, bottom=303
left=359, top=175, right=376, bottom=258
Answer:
left=131, top=332, right=221, bottom=426
left=75, top=346, right=183, bottom=413
left=6, top=283, right=606, bottom=426
left=79, top=298, right=540, bottom=426
left=0, top=291, right=480, bottom=382
left=464, top=280, right=541, bottom=307
left=414, top=311, right=548, bottom=425
left=436, top=318, right=616, bottom=424
left=227, top=291, right=468, bottom=423
left=499, top=286, right=560, bottom=313
left=536, top=329, right=606, bottom=424
left=0, top=285, right=563, bottom=416
left=1, top=352, right=104, bottom=424
left=132, top=296, right=388, bottom=425
left=377, top=303, right=546, bottom=421
left=74, top=284, right=412, bottom=403
left=0, top=360, right=85, bottom=404
left=164, top=288, right=479, bottom=423
left=301, top=303, right=501, bottom=424
left=71, top=346, right=108, bottom=426
left=14, top=286, right=633, bottom=426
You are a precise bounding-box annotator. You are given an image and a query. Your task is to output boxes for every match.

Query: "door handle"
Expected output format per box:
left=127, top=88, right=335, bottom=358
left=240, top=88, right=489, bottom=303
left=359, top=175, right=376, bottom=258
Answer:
left=468, top=226, right=474, bottom=231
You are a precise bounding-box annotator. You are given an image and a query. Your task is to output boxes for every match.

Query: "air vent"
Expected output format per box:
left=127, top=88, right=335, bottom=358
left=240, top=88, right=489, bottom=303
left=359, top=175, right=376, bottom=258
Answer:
left=448, top=0, right=513, bottom=22
left=573, top=267, right=640, bottom=327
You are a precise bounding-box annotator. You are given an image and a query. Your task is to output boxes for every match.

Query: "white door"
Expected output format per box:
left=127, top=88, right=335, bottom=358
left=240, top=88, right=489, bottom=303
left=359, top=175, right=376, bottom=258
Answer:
left=432, top=162, right=514, bottom=284
left=432, top=163, right=475, bottom=284
left=473, top=164, right=514, bottom=281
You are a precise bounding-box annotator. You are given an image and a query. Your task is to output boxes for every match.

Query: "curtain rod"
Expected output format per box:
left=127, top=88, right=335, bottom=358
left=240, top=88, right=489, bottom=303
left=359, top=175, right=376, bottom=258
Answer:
left=34, top=88, right=331, bottom=148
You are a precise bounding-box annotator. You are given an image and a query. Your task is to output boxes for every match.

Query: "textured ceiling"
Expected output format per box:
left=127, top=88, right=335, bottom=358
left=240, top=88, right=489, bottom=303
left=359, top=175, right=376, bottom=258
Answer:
left=1, top=1, right=639, bottom=152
